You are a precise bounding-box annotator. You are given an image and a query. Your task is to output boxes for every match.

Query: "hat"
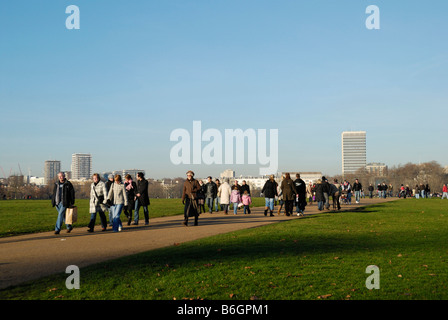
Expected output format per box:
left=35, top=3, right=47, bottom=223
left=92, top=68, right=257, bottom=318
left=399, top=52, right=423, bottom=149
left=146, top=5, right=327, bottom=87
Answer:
left=186, top=170, right=194, bottom=176
left=108, top=174, right=114, bottom=179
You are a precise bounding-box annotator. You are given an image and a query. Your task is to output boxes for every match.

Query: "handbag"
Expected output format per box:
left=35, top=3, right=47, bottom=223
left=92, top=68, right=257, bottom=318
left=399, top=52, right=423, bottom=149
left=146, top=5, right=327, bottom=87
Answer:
left=93, top=186, right=105, bottom=205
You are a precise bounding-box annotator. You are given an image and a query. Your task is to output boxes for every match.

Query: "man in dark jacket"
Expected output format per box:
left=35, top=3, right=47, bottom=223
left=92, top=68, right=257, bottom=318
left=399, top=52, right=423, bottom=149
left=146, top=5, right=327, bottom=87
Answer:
left=294, top=174, right=307, bottom=216
left=51, top=172, right=75, bottom=234
left=205, top=176, right=217, bottom=213
left=353, top=179, right=363, bottom=203
left=261, top=175, right=278, bottom=216
left=321, top=176, right=331, bottom=210
left=135, top=172, right=150, bottom=225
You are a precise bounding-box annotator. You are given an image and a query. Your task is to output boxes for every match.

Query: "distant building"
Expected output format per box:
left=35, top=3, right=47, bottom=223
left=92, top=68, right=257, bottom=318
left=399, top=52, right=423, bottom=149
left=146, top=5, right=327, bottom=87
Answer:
left=220, top=169, right=235, bottom=179
left=342, top=131, right=366, bottom=175
left=71, top=153, right=92, bottom=180
left=280, top=172, right=322, bottom=184
left=44, top=160, right=61, bottom=185
left=122, top=169, right=145, bottom=179
left=366, top=162, right=388, bottom=176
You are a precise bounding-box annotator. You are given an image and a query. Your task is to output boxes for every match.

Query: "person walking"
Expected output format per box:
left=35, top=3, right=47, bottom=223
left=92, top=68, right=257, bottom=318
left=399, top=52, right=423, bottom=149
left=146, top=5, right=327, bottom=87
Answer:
left=218, top=178, right=232, bottom=214
left=105, top=174, right=114, bottom=227
left=442, top=184, right=448, bottom=199
left=214, top=179, right=221, bottom=212
left=242, top=190, right=252, bottom=214
left=197, top=179, right=206, bottom=214
left=281, top=173, right=297, bottom=216
left=306, top=181, right=314, bottom=206
left=240, top=180, right=251, bottom=196
left=425, top=184, right=430, bottom=198
left=314, top=179, right=325, bottom=211
left=293, top=173, right=307, bottom=216
left=261, top=175, right=278, bottom=216
left=106, top=174, right=128, bottom=232
left=321, top=176, right=331, bottom=210
left=204, top=176, right=217, bottom=214
left=51, top=172, right=75, bottom=234
left=181, top=170, right=201, bottom=226
left=87, top=173, right=108, bottom=232
left=420, top=183, right=426, bottom=198
left=135, top=172, right=150, bottom=225
left=368, top=184, right=374, bottom=199
left=124, top=174, right=137, bottom=226
left=276, top=182, right=284, bottom=215
left=330, top=179, right=341, bottom=210
left=414, top=184, right=420, bottom=199
left=230, top=180, right=242, bottom=215
left=353, top=179, right=363, bottom=204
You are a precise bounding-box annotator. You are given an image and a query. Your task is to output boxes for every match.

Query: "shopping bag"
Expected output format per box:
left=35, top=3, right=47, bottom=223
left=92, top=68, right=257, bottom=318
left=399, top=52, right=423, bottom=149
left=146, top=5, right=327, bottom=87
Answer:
left=66, top=206, right=78, bottom=224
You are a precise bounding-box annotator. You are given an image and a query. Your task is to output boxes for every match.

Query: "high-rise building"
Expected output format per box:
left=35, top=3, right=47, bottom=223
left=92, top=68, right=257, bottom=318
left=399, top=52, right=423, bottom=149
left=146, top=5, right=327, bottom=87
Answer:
left=71, top=153, right=92, bottom=180
left=44, top=160, right=61, bottom=185
left=341, top=131, right=366, bottom=175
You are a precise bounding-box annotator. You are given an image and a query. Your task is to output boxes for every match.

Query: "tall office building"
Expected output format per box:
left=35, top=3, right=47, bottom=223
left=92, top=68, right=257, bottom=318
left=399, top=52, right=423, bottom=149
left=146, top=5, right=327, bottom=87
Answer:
left=44, top=160, right=61, bottom=185
left=341, top=131, right=366, bottom=175
left=71, top=153, right=92, bottom=180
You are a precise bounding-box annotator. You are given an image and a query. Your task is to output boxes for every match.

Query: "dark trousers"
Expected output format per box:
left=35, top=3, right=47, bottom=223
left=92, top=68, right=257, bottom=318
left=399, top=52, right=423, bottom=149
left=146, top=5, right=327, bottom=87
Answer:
left=88, top=209, right=107, bottom=230
left=184, top=198, right=198, bottom=225
left=285, top=200, right=294, bottom=215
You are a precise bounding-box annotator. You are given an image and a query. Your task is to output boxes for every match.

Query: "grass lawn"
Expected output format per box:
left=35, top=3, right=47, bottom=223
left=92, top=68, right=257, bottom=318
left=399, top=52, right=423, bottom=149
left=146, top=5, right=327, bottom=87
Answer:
left=1, top=199, right=447, bottom=300
left=0, top=197, right=266, bottom=237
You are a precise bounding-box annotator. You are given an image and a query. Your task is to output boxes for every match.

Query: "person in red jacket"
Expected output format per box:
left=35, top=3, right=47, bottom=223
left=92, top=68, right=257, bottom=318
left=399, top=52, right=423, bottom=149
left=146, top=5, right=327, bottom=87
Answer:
left=442, top=184, right=448, bottom=199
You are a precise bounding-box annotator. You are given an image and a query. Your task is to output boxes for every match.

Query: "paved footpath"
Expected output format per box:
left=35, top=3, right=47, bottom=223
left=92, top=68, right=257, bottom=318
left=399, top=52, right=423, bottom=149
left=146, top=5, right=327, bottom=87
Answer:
left=0, top=198, right=395, bottom=290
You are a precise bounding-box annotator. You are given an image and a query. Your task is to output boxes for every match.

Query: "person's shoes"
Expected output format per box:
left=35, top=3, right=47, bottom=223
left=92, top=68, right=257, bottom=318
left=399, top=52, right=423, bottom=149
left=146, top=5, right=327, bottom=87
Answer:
left=145, top=221, right=149, bottom=225
left=182, top=221, right=188, bottom=227
left=118, top=226, right=122, bottom=232
left=127, top=219, right=131, bottom=226
left=264, top=210, right=267, bottom=216
left=87, top=229, right=93, bottom=233
left=54, top=230, right=60, bottom=235
left=67, top=227, right=73, bottom=233
left=132, top=221, right=139, bottom=225
left=101, top=227, right=106, bottom=231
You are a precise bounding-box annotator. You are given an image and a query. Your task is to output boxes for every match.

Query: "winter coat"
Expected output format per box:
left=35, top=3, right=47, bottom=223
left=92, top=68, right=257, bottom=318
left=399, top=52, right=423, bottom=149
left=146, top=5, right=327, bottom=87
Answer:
left=293, top=178, right=306, bottom=195
left=242, top=194, right=252, bottom=206
left=281, top=178, right=297, bottom=201
left=230, top=189, right=241, bottom=203
left=218, top=182, right=232, bottom=205
left=51, top=179, right=75, bottom=208
left=136, top=179, right=150, bottom=206
left=262, top=179, right=278, bottom=198
left=124, top=180, right=137, bottom=209
left=240, top=184, right=251, bottom=196
left=204, top=181, right=217, bottom=198
left=353, top=182, right=363, bottom=192
left=89, top=181, right=108, bottom=213
left=107, top=182, right=128, bottom=206
left=182, top=178, right=201, bottom=202
left=314, top=182, right=325, bottom=202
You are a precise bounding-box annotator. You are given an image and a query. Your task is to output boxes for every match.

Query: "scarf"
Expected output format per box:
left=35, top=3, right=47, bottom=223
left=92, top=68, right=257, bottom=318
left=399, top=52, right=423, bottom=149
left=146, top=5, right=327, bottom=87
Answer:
left=126, top=180, right=134, bottom=191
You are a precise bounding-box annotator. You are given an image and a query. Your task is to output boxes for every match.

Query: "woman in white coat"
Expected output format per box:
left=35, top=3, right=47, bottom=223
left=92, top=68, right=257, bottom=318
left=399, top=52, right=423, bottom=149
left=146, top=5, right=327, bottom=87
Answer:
left=218, top=178, right=232, bottom=214
left=107, top=174, right=128, bottom=232
left=88, top=173, right=108, bottom=232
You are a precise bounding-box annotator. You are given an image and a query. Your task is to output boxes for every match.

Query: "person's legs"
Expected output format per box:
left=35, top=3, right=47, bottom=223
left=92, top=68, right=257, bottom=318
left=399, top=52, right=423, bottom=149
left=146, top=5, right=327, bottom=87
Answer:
left=88, top=212, right=97, bottom=231
left=98, top=209, right=107, bottom=229
left=55, top=202, right=66, bottom=233
left=112, top=204, right=123, bottom=232
left=233, top=202, right=238, bottom=214
left=134, top=199, right=140, bottom=224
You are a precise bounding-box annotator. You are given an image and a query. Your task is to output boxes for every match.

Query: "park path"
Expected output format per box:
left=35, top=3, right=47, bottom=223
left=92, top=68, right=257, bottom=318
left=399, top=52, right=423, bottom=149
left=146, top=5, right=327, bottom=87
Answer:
left=0, top=198, right=395, bottom=290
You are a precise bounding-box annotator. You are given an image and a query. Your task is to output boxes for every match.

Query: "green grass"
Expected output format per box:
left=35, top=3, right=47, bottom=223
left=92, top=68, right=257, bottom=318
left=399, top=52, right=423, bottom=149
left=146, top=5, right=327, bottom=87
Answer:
left=1, top=199, right=447, bottom=300
left=0, top=197, right=266, bottom=237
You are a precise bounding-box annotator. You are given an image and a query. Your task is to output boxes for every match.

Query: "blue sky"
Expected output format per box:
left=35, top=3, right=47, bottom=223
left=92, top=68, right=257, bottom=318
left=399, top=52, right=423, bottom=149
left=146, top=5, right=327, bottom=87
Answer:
left=1, top=1, right=447, bottom=179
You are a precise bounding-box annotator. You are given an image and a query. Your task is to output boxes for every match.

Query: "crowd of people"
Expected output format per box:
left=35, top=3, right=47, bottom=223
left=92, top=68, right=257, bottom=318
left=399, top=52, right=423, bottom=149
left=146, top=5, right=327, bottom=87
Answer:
left=50, top=170, right=448, bottom=232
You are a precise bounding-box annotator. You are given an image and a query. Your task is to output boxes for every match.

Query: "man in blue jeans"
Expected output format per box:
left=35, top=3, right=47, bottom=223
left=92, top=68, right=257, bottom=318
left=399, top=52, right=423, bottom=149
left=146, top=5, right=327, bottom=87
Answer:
left=51, top=172, right=75, bottom=234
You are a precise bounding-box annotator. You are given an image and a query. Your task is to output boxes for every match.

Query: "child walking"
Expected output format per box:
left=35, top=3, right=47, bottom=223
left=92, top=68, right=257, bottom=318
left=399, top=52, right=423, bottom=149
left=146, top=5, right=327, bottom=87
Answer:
left=242, top=191, right=252, bottom=214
